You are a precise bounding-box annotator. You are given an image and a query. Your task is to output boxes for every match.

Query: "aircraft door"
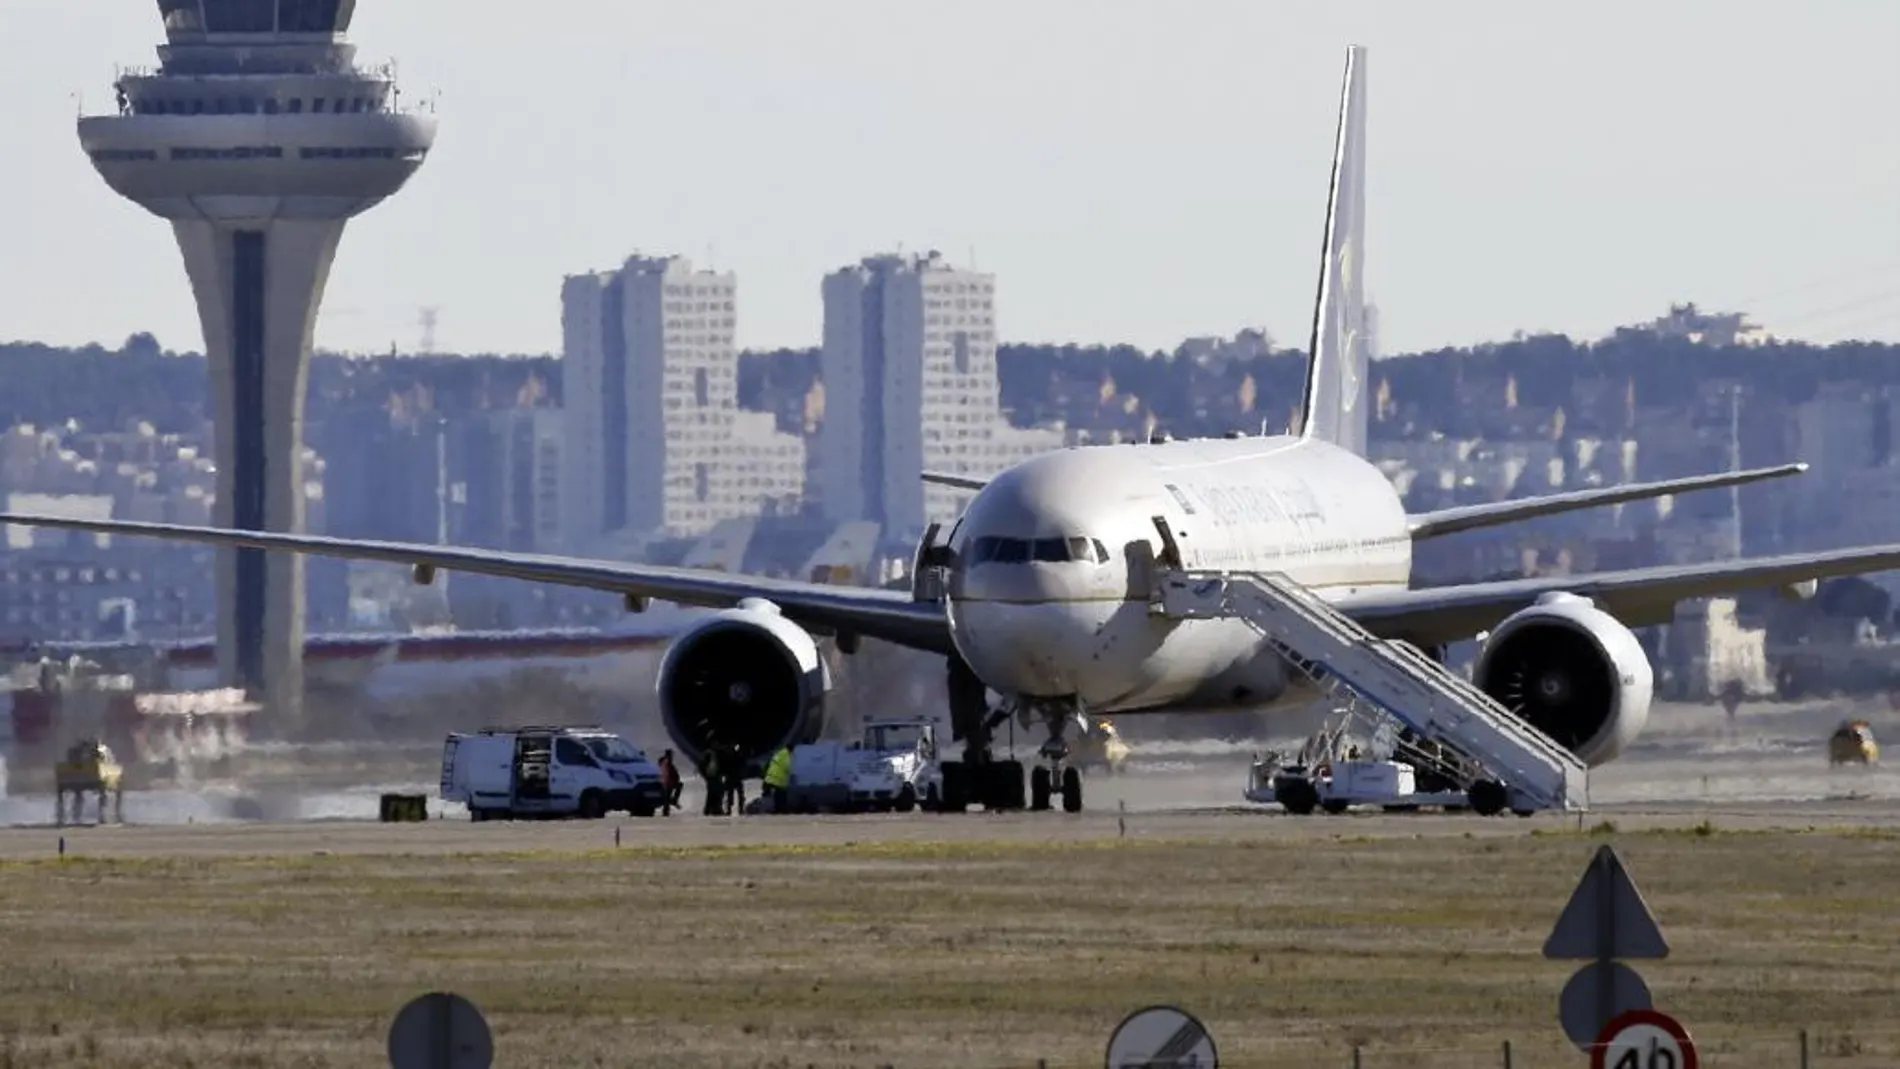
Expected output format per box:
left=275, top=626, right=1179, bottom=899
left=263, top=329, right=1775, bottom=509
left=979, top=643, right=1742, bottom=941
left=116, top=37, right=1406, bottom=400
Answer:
left=912, top=521, right=949, bottom=602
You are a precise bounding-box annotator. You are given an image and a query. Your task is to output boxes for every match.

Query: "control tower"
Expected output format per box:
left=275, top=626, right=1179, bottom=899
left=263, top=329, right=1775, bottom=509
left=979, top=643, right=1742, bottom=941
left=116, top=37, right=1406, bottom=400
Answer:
left=79, top=1, right=437, bottom=722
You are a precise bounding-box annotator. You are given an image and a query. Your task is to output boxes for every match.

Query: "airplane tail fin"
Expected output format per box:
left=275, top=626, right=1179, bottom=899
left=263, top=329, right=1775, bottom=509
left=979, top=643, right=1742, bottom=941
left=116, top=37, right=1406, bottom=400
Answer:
left=1297, top=44, right=1370, bottom=456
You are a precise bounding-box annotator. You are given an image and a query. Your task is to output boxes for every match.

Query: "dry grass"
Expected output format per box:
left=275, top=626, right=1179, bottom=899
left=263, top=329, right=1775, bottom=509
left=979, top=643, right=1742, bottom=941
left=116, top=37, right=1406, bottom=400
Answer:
left=0, top=823, right=1897, bottom=1067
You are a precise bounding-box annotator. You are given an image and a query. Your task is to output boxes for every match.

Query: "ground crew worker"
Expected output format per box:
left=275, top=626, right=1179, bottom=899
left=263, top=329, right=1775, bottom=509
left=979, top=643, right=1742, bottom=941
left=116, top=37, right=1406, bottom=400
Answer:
left=764, top=744, right=794, bottom=812
left=722, top=743, right=747, bottom=815
left=700, top=747, right=724, bottom=816
left=657, top=749, right=682, bottom=815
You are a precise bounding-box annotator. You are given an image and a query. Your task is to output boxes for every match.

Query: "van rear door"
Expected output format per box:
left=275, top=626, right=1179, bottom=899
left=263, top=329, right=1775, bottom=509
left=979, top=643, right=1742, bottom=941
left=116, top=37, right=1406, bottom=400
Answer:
left=460, top=736, right=516, bottom=808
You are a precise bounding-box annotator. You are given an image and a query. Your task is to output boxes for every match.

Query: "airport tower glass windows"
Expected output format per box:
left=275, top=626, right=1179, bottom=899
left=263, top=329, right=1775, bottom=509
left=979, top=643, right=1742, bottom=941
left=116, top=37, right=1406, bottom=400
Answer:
left=158, top=0, right=206, bottom=33
left=278, top=0, right=344, bottom=32
left=200, top=0, right=276, bottom=33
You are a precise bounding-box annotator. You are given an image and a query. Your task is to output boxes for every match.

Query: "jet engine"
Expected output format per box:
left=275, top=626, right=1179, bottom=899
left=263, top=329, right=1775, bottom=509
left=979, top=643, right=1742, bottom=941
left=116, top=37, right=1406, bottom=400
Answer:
left=656, top=598, right=830, bottom=774
left=1471, top=592, right=1654, bottom=766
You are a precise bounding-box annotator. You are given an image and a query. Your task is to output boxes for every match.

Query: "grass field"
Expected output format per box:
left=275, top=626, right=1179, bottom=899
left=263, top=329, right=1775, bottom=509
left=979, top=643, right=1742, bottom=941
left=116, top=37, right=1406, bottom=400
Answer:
left=0, top=820, right=1896, bottom=1067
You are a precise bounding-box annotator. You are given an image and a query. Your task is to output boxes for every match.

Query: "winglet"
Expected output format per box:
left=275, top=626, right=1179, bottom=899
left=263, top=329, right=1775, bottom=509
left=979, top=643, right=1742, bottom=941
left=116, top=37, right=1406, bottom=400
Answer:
left=921, top=472, right=987, bottom=491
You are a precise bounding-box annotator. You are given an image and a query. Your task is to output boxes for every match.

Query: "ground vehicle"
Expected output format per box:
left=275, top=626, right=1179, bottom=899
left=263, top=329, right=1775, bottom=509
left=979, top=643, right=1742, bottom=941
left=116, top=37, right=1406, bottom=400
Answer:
left=1246, top=754, right=1472, bottom=815
left=3, top=649, right=257, bottom=795
left=1245, top=706, right=1482, bottom=815
left=54, top=736, right=124, bottom=825
left=440, top=725, right=666, bottom=820
left=770, top=716, right=945, bottom=813
left=1828, top=719, right=1879, bottom=766
left=1070, top=717, right=1131, bottom=774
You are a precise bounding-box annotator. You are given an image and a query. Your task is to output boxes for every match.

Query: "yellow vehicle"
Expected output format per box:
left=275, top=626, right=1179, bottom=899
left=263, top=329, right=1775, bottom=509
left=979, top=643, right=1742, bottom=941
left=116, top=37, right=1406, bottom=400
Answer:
left=1072, top=718, right=1132, bottom=774
left=1828, top=720, right=1879, bottom=766
left=54, top=737, right=124, bottom=825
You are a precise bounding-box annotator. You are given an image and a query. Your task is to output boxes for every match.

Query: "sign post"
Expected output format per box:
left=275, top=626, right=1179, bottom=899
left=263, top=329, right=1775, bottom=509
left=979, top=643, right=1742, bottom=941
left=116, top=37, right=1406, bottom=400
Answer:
left=1592, top=1008, right=1698, bottom=1069
left=388, top=991, right=493, bottom=1069
left=1544, top=845, right=1671, bottom=1052
left=1105, top=1005, right=1218, bottom=1069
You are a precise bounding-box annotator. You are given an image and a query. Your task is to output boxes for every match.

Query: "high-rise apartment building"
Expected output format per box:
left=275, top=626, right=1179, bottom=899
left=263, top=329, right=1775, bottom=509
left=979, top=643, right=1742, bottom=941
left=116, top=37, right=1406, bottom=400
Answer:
left=562, top=254, right=805, bottom=546
left=457, top=408, right=563, bottom=553
left=819, top=251, right=1063, bottom=540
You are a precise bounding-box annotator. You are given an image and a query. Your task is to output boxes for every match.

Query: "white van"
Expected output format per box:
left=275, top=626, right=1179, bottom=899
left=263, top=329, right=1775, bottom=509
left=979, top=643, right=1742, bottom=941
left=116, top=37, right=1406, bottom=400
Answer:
left=440, top=725, right=667, bottom=820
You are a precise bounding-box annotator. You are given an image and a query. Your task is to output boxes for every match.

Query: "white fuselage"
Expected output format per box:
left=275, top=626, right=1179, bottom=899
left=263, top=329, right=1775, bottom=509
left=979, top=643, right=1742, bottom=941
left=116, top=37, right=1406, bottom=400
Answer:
left=943, top=435, right=1411, bottom=715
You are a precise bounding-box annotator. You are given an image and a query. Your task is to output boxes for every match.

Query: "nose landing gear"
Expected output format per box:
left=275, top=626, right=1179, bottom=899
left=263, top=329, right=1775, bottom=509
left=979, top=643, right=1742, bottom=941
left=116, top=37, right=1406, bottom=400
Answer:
left=1030, top=764, right=1084, bottom=813
left=1029, top=704, right=1085, bottom=813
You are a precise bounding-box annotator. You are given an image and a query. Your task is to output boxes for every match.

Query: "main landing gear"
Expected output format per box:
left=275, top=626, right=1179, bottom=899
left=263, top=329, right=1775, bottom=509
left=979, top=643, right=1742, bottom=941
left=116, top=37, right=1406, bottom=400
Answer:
left=936, top=657, right=1091, bottom=814
left=937, top=656, right=1027, bottom=813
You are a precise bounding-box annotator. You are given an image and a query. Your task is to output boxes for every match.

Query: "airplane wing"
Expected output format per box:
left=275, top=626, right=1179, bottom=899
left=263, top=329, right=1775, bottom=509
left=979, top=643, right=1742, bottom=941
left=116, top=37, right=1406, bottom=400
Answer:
left=1337, top=543, right=1900, bottom=648
left=0, top=514, right=955, bottom=655
left=31, top=626, right=679, bottom=669
left=1405, top=463, right=1807, bottom=540
left=921, top=471, right=987, bottom=491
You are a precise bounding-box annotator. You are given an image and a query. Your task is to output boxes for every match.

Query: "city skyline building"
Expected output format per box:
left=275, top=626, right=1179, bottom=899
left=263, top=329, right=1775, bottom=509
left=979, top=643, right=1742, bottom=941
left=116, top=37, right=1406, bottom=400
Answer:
left=458, top=408, right=565, bottom=554
left=561, top=254, right=805, bottom=548
left=77, top=0, right=437, bottom=717
left=817, top=250, right=1064, bottom=541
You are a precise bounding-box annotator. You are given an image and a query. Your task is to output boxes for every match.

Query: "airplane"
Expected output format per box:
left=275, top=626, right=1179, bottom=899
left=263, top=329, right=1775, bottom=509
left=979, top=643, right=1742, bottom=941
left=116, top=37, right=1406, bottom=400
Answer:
left=5, top=44, right=1896, bottom=815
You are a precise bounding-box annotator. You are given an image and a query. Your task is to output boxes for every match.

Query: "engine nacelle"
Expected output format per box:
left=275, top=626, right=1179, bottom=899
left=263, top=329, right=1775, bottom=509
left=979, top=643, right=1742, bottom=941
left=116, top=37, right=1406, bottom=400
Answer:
left=656, top=598, right=831, bottom=775
left=1471, top=592, right=1654, bottom=767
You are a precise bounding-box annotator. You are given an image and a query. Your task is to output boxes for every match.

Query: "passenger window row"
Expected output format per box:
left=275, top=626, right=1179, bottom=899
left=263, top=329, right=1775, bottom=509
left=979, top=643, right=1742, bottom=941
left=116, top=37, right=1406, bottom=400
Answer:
left=969, top=536, right=1111, bottom=565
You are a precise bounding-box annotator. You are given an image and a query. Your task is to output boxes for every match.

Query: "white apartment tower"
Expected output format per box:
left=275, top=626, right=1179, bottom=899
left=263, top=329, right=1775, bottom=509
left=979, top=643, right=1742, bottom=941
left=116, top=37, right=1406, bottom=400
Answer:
left=819, top=251, right=1064, bottom=540
left=562, top=254, right=804, bottom=546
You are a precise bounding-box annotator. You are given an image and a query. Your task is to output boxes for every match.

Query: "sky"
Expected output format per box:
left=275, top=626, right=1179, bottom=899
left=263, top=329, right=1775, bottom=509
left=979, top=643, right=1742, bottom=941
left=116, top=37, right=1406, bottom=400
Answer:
left=2, top=1, right=1897, bottom=358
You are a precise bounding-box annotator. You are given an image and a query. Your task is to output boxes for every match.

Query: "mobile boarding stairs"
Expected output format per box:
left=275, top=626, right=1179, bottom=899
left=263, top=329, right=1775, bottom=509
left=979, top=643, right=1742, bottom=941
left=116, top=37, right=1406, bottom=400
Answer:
left=1151, top=569, right=1590, bottom=816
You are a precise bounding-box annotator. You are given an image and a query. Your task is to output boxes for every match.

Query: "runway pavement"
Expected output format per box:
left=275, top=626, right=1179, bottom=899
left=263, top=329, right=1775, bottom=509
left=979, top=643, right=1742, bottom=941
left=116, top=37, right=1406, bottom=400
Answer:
left=2, top=695, right=1895, bottom=850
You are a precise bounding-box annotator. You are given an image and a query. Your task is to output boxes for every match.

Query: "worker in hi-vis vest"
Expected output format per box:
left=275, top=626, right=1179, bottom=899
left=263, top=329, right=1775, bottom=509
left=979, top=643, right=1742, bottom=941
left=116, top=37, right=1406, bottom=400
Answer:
left=764, top=745, right=794, bottom=812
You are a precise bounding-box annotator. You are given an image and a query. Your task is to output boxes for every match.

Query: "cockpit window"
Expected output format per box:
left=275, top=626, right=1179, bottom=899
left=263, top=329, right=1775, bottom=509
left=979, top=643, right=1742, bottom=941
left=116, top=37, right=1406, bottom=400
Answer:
left=970, top=535, right=1109, bottom=565
left=980, top=536, right=1028, bottom=563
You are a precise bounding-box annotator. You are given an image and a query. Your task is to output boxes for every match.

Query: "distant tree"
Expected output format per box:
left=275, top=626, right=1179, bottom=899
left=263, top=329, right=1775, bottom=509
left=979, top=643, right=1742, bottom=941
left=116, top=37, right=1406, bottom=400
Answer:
left=120, top=332, right=162, bottom=359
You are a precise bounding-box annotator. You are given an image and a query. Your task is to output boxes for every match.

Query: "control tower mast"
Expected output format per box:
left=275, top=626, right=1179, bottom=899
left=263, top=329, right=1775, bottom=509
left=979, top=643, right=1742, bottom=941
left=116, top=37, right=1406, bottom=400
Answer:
left=80, top=1, right=437, bottom=725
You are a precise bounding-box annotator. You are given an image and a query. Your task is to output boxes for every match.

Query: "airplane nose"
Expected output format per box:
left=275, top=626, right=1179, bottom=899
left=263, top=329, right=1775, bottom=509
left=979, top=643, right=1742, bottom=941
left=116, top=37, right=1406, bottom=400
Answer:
left=948, top=565, right=1104, bottom=698
left=950, top=600, right=1088, bottom=698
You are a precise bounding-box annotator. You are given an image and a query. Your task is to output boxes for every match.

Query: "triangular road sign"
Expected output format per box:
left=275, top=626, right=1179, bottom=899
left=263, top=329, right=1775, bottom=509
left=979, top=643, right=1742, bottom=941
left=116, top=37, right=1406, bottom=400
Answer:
left=1543, top=845, right=1669, bottom=960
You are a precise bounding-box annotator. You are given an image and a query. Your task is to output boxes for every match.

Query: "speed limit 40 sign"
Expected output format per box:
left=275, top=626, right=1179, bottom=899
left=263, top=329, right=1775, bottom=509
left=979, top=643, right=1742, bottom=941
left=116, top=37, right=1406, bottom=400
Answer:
left=1592, top=1008, right=1698, bottom=1069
